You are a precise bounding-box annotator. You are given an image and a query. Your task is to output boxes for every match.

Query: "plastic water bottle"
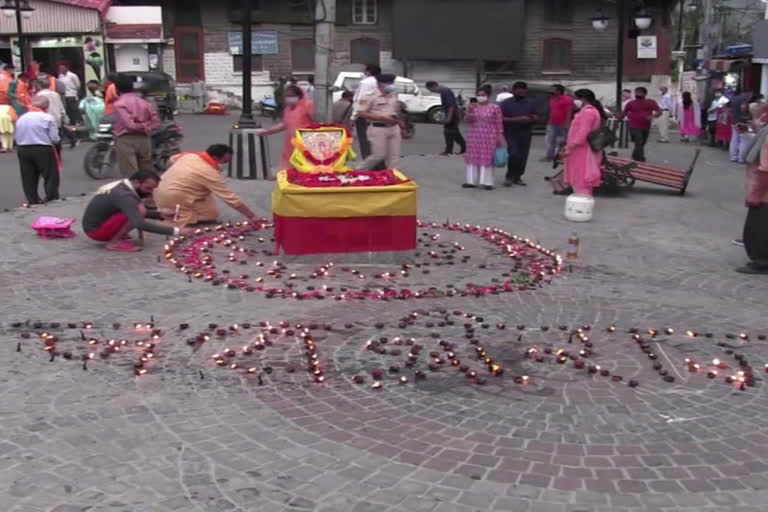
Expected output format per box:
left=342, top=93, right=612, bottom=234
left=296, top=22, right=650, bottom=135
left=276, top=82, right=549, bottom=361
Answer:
left=566, top=232, right=579, bottom=261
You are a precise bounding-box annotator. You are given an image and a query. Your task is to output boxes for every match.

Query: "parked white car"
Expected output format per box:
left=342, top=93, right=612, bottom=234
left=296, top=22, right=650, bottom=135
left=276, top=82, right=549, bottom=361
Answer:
left=332, top=72, right=445, bottom=123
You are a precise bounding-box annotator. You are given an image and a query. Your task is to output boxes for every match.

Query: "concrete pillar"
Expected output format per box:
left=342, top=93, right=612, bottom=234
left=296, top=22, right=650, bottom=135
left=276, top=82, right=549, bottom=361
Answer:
left=762, top=1, right=768, bottom=98
left=313, top=0, right=336, bottom=122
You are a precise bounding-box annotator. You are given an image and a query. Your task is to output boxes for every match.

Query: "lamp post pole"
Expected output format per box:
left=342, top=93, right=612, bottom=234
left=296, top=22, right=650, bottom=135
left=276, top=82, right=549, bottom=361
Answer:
left=6, top=0, right=27, bottom=72
left=676, top=0, right=686, bottom=51
left=616, top=0, right=627, bottom=112
left=238, top=0, right=256, bottom=128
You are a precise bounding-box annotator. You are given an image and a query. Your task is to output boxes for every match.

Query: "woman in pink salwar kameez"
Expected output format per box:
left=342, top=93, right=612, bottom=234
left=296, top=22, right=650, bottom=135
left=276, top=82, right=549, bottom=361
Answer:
left=464, top=84, right=505, bottom=190
left=563, top=89, right=604, bottom=196
left=676, top=91, right=701, bottom=142
left=257, top=85, right=315, bottom=174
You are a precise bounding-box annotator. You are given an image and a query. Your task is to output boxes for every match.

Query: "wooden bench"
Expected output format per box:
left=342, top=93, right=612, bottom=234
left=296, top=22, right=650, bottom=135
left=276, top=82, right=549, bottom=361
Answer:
left=605, top=149, right=701, bottom=196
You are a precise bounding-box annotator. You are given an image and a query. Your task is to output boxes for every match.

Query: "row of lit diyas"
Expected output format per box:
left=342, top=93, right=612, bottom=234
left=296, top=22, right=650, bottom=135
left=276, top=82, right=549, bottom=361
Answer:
left=198, top=312, right=768, bottom=391
left=622, top=327, right=759, bottom=391
left=12, top=319, right=163, bottom=376
left=203, top=311, right=511, bottom=388
left=9, top=315, right=768, bottom=388
left=517, top=324, right=768, bottom=391
left=160, top=220, right=563, bottom=300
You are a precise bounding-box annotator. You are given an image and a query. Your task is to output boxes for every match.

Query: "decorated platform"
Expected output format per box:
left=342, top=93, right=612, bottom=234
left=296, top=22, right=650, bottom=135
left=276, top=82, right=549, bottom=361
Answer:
left=271, top=124, right=418, bottom=256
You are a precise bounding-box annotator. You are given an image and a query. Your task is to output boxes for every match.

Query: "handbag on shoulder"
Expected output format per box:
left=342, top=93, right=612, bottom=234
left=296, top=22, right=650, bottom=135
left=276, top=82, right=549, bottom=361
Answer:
left=587, top=123, right=617, bottom=152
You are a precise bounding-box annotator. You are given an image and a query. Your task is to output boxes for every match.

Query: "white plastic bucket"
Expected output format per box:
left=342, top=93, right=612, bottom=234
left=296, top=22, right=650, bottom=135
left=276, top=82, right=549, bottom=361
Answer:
left=564, top=194, right=594, bottom=222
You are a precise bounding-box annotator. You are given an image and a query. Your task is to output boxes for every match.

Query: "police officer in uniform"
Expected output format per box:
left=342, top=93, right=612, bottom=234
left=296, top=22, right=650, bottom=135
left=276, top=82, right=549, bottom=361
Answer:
left=356, top=73, right=402, bottom=170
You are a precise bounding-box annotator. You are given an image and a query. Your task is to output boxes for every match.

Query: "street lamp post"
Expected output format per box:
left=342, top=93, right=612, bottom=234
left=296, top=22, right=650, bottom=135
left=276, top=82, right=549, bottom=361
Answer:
left=1, top=0, right=34, bottom=72
left=227, top=0, right=269, bottom=180
left=237, top=0, right=256, bottom=128
left=592, top=1, right=654, bottom=111
left=615, top=0, right=627, bottom=113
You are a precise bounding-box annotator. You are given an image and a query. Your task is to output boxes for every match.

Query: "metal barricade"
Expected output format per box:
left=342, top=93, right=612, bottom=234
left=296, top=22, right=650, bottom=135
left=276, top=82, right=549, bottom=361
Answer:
left=227, top=128, right=271, bottom=180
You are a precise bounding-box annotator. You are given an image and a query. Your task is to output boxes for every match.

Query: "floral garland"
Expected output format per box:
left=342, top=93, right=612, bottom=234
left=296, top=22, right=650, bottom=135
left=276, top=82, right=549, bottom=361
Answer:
left=293, top=138, right=354, bottom=167
left=289, top=123, right=355, bottom=171
left=286, top=169, right=407, bottom=188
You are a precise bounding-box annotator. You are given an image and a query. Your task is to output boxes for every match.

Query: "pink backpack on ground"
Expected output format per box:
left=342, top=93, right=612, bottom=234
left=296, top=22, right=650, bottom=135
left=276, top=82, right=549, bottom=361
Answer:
left=32, top=216, right=76, bottom=239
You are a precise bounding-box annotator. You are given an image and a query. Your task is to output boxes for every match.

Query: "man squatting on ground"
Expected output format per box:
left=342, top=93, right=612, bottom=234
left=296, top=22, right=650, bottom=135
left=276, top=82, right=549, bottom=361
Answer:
left=82, top=170, right=194, bottom=252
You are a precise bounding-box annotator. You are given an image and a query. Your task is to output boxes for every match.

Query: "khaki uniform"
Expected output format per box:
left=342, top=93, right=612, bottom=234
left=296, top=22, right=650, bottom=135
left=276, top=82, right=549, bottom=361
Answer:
left=357, top=89, right=401, bottom=170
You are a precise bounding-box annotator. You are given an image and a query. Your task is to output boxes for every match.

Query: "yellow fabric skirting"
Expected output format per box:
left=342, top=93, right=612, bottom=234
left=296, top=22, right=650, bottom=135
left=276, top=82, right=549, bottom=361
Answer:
left=272, top=170, right=418, bottom=218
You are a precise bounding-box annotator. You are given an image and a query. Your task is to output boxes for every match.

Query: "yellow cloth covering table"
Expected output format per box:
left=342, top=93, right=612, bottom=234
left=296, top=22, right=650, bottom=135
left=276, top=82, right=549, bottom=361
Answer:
left=271, top=170, right=419, bottom=255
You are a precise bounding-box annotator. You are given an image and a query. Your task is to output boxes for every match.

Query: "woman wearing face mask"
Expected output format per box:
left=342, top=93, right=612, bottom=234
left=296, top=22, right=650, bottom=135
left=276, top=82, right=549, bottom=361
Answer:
left=256, top=85, right=315, bottom=174
left=676, top=91, right=701, bottom=143
left=738, top=104, right=768, bottom=274
left=462, top=84, right=505, bottom=190
left=560, top=89, right=606, bottom=196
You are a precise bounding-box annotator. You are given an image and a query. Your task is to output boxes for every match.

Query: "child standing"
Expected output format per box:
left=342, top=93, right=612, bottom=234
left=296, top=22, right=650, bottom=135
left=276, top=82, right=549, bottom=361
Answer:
left=0, top=101, right=17, bottom=152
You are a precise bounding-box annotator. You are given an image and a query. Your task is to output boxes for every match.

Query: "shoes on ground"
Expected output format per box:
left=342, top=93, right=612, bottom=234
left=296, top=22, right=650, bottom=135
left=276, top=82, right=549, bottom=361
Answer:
left=736, top=263, right=768, bottom=275
left=481, top=185, right=494, bottom=191
left=461, top=183, right=476, bottom=188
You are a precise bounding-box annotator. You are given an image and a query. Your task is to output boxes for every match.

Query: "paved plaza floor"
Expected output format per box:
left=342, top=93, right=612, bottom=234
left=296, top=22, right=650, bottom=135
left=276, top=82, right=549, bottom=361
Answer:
left=0, top=117, right=766, bottom=511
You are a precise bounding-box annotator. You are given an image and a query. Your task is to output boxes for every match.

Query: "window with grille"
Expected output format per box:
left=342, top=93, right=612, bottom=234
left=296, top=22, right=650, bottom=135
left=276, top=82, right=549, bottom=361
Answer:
left=174, top=27, right=204, bottom=82
left=291, top=39, right=315, bottom=72
left=542, top=39, right=572, bottom=72
left=353, top=0, right=377, bottom=24
left=544, top=0, right=573, bottom=24
left=350, top=38, right=380, bottom=66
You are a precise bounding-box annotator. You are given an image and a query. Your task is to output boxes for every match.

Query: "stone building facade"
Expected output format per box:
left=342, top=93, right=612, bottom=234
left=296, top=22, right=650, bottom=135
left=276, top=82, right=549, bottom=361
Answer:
left=156, top=0, right=393, bottom=106
left=394, top=0, right=675, bottom=100
left=151, top=0, right=675, bottom=106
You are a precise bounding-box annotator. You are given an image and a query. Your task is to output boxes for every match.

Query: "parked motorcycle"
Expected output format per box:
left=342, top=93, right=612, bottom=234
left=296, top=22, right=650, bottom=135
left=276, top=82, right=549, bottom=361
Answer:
left=84, top=122, right=184, bottom=180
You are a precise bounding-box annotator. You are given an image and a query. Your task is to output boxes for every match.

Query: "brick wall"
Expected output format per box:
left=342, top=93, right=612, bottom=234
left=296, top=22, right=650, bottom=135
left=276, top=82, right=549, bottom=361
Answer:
left=493, top=1, right=672, bottom=82
left=200, top=0, right=392, bottom=81
left=174, top=0, right=672, bottom=107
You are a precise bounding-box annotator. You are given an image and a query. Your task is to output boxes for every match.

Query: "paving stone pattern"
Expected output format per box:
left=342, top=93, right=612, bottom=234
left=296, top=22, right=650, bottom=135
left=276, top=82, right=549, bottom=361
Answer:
left=0, top=136, right=767, bottom=511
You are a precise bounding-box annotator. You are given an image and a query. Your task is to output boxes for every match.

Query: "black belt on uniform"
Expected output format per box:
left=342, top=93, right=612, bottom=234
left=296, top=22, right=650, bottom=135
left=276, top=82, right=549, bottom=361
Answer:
left=371, top=122, right=395, bottom=128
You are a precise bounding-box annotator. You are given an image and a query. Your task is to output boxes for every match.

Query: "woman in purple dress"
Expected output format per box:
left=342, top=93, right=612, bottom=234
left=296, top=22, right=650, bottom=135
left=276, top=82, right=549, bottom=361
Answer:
left=464, top=85, right=505, bottom=190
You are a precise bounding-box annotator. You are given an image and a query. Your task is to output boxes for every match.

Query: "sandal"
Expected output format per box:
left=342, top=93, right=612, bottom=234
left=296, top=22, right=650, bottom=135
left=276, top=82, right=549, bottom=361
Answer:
left=106, top=241, right=142, bottom=252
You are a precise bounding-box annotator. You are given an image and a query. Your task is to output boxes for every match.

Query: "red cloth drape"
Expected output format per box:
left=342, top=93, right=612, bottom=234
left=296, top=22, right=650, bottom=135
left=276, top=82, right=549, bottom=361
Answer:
left=273, top=214, right=417, bottom=255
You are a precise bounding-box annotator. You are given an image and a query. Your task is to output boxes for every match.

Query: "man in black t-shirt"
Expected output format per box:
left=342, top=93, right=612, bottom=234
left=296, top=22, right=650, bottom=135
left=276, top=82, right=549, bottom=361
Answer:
left=426, top=81, right=466, bottom=156
left=500, top=82, right=538, bottom=186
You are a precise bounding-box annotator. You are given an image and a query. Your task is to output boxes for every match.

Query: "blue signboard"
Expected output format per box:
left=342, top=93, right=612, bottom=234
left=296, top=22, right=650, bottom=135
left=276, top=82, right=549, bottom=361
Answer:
left=228, top=31, right=279, bottom=55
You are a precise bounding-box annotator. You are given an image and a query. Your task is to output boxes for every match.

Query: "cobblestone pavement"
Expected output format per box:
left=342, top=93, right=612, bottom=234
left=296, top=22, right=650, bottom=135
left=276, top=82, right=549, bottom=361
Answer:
left=1, top=123, right=767, bottom=512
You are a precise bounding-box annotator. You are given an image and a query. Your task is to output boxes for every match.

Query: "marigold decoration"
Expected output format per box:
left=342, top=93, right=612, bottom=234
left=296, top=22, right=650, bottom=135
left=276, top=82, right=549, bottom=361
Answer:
left=286, top=169, right=408, bottom=188
left=288, top=124, right=356, bottom=173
